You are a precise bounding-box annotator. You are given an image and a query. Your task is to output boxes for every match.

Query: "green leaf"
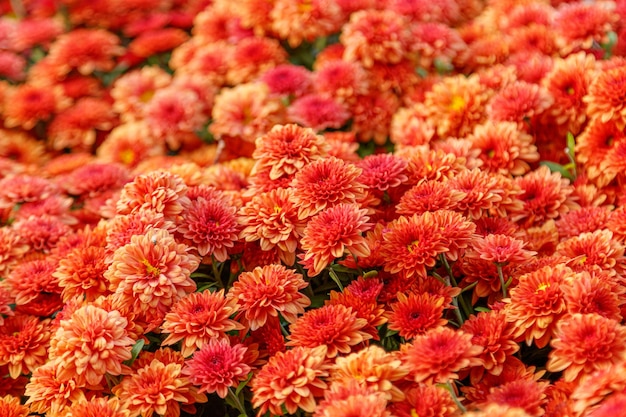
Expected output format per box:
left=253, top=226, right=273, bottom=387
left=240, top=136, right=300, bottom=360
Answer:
left=566, top=132, right=576, bottom=157
left=124, top=339, right=145, bottom=366
left=328, top=268, right=344, bottom=291
left=602, top=31, right=618, bottom=59
left=235, top=372, right=253, bottom=396
left=474, top=306, right=492, bottom=313
left=540, top=161, right=574, bottom=181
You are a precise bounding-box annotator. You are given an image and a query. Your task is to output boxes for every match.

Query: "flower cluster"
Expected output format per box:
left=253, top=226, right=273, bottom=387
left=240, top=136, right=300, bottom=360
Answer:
left=0, top=0, right=626, bottom=416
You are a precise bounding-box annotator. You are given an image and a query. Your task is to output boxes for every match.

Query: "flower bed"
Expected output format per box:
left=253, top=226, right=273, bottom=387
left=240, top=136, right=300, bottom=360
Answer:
left=1, top=0, right=626, bottom=416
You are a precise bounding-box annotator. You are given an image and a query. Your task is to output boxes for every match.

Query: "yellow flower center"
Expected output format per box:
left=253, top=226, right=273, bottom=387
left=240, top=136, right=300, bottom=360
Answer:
left=449, top=95, right=466, bottom=112
left=140, top=90, right=155, bottom=103
left=407, top=240, right=419, bottom=253
left=535, top=282, right=550, bottom=293
left=411, top=410, right=420, bottom=417
left=141, top=258, right=161, bottom=278
left=274, top=205, right=282, bottom=213
left=119, top=149, right=135, bottom=165
left=299, top=0, right=313, bottom=12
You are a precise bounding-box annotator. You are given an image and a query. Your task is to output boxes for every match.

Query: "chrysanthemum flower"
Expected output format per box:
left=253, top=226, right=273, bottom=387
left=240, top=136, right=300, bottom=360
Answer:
left=24, top=359, right=86, bottom=416
left=468, top=121, right=539, bottom=176
left=341, top=9, right=411, bottom=68
left=461, top=310, right=520, bottom=382
left=161, top=290, right=243, bottom=357
left=396, top=180, right=464, bottom=215
left=554, top=1, right=618, bottom=55
left=176, top=196, right=239, bottom=262
left=556, top=229, right=625, bottom=277
left=209, top=82, right=284, bottom=143
left=171, top=41, right=231, bottom=87
left=504, top=264, right=571, bottom=348
left=61, top=396, right=129, bottom=417
left=49, top=304, right=135, bottom=386
left=115, top=170, right=190, bottom=221
left=252, top=124, right=328, bottom=181
left=585, top=65, right=626, bottom=131
left=431, top=209, right=478, bottom=262
left=113, top=357, right=207, bottom=417
left=547, top=313, right=626, bottom=383
left=467, top=234, right=536, bottom=266
left=128, top=27, right=188, bottom=59
left=562, top=271, right=623, bottom=321
left=47, top=28, right=123, bottom=75
left=314, top=381, right=391, bottom=417
left=477, top=379, right=548, bottom=417
left=110, top=66, right=172, bottom=121
left=0, top=52, right=25, bottom=81
left=270, top=0, right=344, bottom=48
left=183, top=338, right=252, bottom=398
left=97, top=122, right=165, bottom=167
left=570, top=360, right=626, bottom=414
left=576, top=118, right=624, bottom=186
left=251, top=345, right=329, bottom=416
left=287, top=93, right=351, bottom=131
left=104, top=210, right=176, bottom=258
left=260, top=64, right=313, bottom=98
left=0, top=129, right=47, bottom=167
left=238, top=188, right=306, bottom=265
left=0, top=315, right=50, bottom=379
left=487, top=81, right=553, bottom=130
left=12, top=215, right=72, bottom=253
left=6, top=258, right=62, bottom=317
left=390, top=105, right=435, bottom=148
left=0, top=174, right=59, bottom=210
left=288, top=304, right=372, bottom=358
left=314, top=60, right=369, bottom=104
left=329, top=344, right=407, bottom=402
left=380, top=213, right=448, bottom=279
left=291, top=156, right=365, bottom=220
left=358, top=153, right=408, bottom=197
left=2, top=83, right=66, bottom=130
left=556, top=206, right=612, bottom=240
left=227, top=36, right=287, bottom=85
left=0, top=394, right=28, bottom=417
left=350, top=90, right=400, bottom=144
left=387, top=292, right=448, bottom=340
left=300, top=203, right=371, bottom=276
left=227, top=264, right=309, bottom=331
left=105, top=228, right=199, bottom=329
left=423, top=73, right=489, bottom=139
left=401, top=326, right=483, bottom=384
left=246, top=315, right=286, bottom=359
left=390, top=382, right=461, bottom=417
left=410, top=22, right=466, bottom=70
left=509, top=165, right=576, bottom=227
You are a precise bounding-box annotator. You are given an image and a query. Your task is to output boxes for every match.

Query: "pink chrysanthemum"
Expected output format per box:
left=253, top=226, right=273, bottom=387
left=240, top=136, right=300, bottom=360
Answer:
left=300, top=203, right=371, bottom=276
left=260, top=64, right=313, bottom=98
left=287, top=93, right=351, bottom=131
left=228, top=264, right=310, bottom=331
left=161, top=290, right=243, bottom=357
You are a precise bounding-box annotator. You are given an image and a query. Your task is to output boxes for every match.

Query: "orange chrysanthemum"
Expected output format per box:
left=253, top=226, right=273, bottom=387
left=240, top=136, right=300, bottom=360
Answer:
left=287, top=93, right=351, bottom=131
left=561, top=271, right=623, bottom=321
left=351, top=90, right=400, bottom=144
left=477, top=379, right=548, bottom=417
left=0, top=315, right=50, bottom=379
left=547, top=313, right=626, bottom=383
left=585, top=65, right=626, bottom=130
left=554, top=1, right=618, bottom=55
left=12, top=215, right=72, bottom=253
left=300, top=203, right=371, bottom=276
left=238, top=188, right=306, bottom=265
left=2, top=83, right=67, bottom=130
left=288, top=304, right=372, bottom=358
left=105, top=228, right=199, bottom=329
left=227, top=264, right=310, bottom=331
left=47, top=28, right=123, bottom=75
left=487, top=81, right=552, bottom=130
left=161, top=289, right=243, bottom=357
left=401, top=326, right=483, bottom=384
left=54, top=245, right=108, bottom=302
left=110, top=66, right=171, bottom=121
left=329, top=345, right=408, bottom=402
left=467, top=234, right=536, bottom=266
left=183, top=338, right=252, bottom=399
left=341, top=9, right=411, bottom=68
left=396, top=180, right=465, bottom=216
left=176, top=196, right=239, bottom=262
left=113, top=357, right=207, bottom=417
left=252, top=124, right=328, bottom=181
left=5, top=258, right=62, bottom=317
left=556, top=229, right=625, bottom=277
left=49, top=304, right=134, bottom=386
left=0, top=394, right=28, bottom=417
left=270, top=0, right=344, bottom=48
left=24, top=359, right=87, bottom=416
left=251, top=345, right=329, bottom=416
left=0, top=228, right=29, bottom=277
left=461, top=310, right=520, bottom=382
left=389, top=382, right=461, bottom=417
left=504, top=264, right=571, bottom=348
left=60, top=396, right=129, bottom=417
left=314, top=60, right=369, bottom=104
left=227, top=36, right=287, bottom=85
left=387, top=292, right=448, bottom=340
left=291, top=156, right=365, bottom=220
left=380, top=213, right=449, bottom=279
left=314, top=381, right=391, bottom=417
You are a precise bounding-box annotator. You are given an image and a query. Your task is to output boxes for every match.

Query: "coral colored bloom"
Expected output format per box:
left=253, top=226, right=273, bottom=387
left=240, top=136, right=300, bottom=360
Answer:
left=49, top=305, right=134, bottom=386
left=260, top=64, right=313, bottom=98
left=380, top=213, right=448, bottom=279
left=12, top=215, right=72, bottom=253
left=251, top=345, right=329, bottom=416
left=562, top=271, right=623, bottom=321
left=547, top=313, right=626, bottom=383
left=387, top=292, right=448, bottom=340
left=389, top=383, right=461, bottom=417
left=401, top=326, right=483, bottom=384
left=467, top=234, right=536, bottom=266
left=113, top=358, right=207, bottom=417
left=47, top=28, right=123, bottom=75
left=177, top=196, right=239, bottom=262
left=5, top=258, right=62, bottom=316
left=228, top=264, right=310, bottom=331
left=288, top=304, right=372, bottom=358
left=300, top=203, right=371, bottom=276
left=314, top=381, right=391, bottom=417
left=291, top=156, right=365, bottom=219
left=161, top=290, right=244, bottom=357
left=61, top=396, right=129, bottom=417
left=396, top=180, right=465, bottom=215
left=330, top=345, right=408, bottom=402
left=287, top=93, right=350, bottom=131
left=238, top=188, right=306, bottom=265
left=24, top=359, right=86, bottom=416
left=227, top=36, right=287, bottom=85
left=556, top=230, right=625, bottom=277
left=54, top=245, right=109, bottom=302
left=270, top=0, right=344, bottom=48
left=183, top=338, right=252, bottom=398
left=0, top=394, right=28, bottom=417
left=554, top=2, right=618, bottom=55
left=487, top=81, right=552, bottom=129
left=2, top=83, right=65, bottom=130
left=479, top=379, right=548, bottom=417
left=0, top=315, right=50, bottom=379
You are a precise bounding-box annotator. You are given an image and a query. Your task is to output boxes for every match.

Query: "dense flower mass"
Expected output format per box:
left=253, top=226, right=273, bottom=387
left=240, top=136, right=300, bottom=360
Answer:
left=2, top=0, right=626, bottom=416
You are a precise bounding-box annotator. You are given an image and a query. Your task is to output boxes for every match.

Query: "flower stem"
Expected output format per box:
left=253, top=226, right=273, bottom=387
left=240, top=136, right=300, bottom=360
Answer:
left=445, top=381, right=467, bottom=414
left=227, top=387, right=248, bottom=417
left=439, top=255, right=473, bottom=321
left=496, top=263, right=508, bottom=298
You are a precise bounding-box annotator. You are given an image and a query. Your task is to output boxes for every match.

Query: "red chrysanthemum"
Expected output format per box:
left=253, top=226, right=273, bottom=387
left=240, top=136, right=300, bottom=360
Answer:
left=260, top=64, right=313, bottom=98
left=0, top=315, right=50, bottom=379
left=554, top=1, right=618, bottom=55
left=410, top=22, right=466, bottom=70
left=379, top=213, right=449, bottom=279
left=401, top=326, right=483, bottom=384
left=2, top=83, right=66, bottom=130
left=547, top=313, right=626, bottom=383
left=561, top=271, right=623, bottom=321
left=6, top=258, right=62, bottom=317
left=228, top=264, right=310, bottom=331
left=478, top=379, right=548, bottom=417
left=350, top=90, right=400, bottom=144
left=287, top=93, right=351, bottom=132
left=251, top=345, right=329, bottom=416
left=288, top=304, right=372, bottom=358
left=183, top=338, right=252, bottom=398
left=387, top=292, right=448, bottom=340
left=291, top=156, right=365, bottom=220
left=177, top=196, right=239, bottom=262
left=227, top=36, right=287, bottom=85
left=314, top=60, right=369, bottom=104
left=396, top=179, right=465, bottom=216
left=47, top=28, right=123, bottom=75
left=161, top=289, right=243, bottom=357
left=467, top=234, right=536, bottom=266
left=487, top=81, right=552, bottom=129
left=358, top=153, right=408, bottom=196
left=300, top=203, right=371, bottom=276
left=504, top=264, right=571, bottom=348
